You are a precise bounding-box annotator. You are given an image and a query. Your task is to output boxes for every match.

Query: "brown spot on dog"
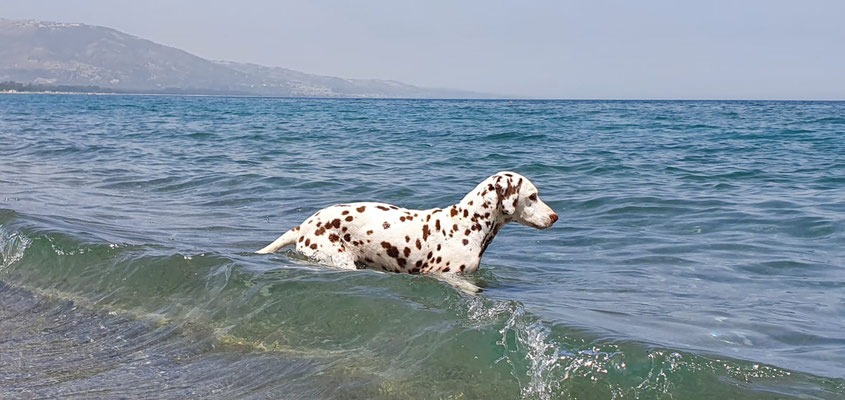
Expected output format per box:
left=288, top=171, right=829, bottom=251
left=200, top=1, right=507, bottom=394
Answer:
left=299, top=236, right=304, bottom=243
left=331, top=219, right=341, bottom=228
left=345, top=216, right=354, bottom=222
left=433, top=209, right=442, bottom=214
left=435, top=256, right=442, bottom=263
left=404, top=247, right=411, bottom=257
left=342, top=227, right=348, bottom=232
left=367, top=230, right=373, bottom=235
left=381, top=241, right=400, bottom=258
left=341, top=210, right=349, bottom=215
left=452, top=224, right=458, bottom=232
left=464, top=229, right=471, bottom=236
left=504, top=178, right=522, bottom=198
left=315, top=227, right=326, bottom=236
left=415, top=238, right=422, bottom=250
left=435, top=220, right=441, bottom=231
left=468, top=201, right=473, bottom=206
left=437, top=244, right=441, bottom=251
left=304, top=238, right=311, bottom=246
left=310, top=243, right=317, bottom=250
left=427, top=251, right=433, bottom=259
left=390, top=205, right=399, bottom=210
left=316, top=221, right=322, bottom=227
left=400, top=216, right=406, bottom=222
left=463, top=239, right=469, bottom=245
left=377, top=205, right=389, bottom=211
left=357, top=206, right=366, bottom=212
left=343, top=233, right=351, bottom=242
left=329, top=234, right=340, bottom=242
left=450, top=207, right=458, bottom=217
left=405, top=235, right=410, bottom=243
left=383, top=222, right=391, bottom=229
left=463, top=209, right=468, bottom=218
left=426, top=215, right=431, bottom=222
left=422, top=225, right=431, bottom=241
left=416, top=260, right=423, bottom=268
left=459, top=264, right=466, bottom=271
left=397, top=258, right=406, bottom=267
left=443, top=267, right=450, bottom=273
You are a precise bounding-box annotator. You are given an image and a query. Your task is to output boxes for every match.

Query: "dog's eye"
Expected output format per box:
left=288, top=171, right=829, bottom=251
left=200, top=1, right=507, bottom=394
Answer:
left=528, top=193, right=537, bottom=201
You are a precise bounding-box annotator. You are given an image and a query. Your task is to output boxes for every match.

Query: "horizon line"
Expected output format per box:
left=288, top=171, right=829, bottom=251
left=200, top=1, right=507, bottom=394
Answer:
left=2, top=91, right=843, bottom=102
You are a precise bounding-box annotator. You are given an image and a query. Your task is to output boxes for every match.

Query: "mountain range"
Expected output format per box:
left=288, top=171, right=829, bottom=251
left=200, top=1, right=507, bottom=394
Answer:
left=0, top=18, right=487, bottom=98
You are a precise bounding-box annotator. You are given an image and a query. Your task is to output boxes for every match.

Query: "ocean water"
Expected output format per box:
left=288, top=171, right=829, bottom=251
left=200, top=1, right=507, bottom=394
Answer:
left=1, top=94, right=843, bottom=399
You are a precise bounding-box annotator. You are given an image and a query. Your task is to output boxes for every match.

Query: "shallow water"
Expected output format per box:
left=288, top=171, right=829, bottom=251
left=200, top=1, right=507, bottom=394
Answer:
left=1, top=95, right=843, bottom=399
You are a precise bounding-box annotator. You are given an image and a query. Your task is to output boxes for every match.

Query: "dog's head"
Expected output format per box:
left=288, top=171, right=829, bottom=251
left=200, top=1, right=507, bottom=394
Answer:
left=492, top=171, right=558, bottom=229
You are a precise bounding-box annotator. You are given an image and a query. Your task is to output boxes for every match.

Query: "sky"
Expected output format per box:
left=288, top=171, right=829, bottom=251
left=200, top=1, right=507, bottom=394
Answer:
left=2, top=0, right=844, bottom=99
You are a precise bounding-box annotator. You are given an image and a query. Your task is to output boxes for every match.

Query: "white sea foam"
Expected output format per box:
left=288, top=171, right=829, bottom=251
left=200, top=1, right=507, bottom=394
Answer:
left=0, top=227, right=31, bottom=269
left=463, top=295, right=633, bottom=399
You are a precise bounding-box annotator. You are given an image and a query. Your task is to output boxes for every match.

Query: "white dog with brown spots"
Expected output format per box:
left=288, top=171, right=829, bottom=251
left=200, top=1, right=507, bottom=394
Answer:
left=257, top=171, right=557, bottom=290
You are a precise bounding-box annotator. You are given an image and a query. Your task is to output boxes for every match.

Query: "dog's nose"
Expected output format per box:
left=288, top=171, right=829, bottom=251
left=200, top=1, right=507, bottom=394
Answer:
left=549, top=213, right=558, bottom=224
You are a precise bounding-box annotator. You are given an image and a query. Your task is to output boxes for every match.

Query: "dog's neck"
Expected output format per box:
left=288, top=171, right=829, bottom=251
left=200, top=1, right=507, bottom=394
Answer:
left=452, top=181, right=511, bottom=257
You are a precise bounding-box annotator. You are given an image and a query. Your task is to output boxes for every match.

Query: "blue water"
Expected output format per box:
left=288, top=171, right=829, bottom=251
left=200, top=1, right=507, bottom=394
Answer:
left=1, top=94, right=843, bottom=399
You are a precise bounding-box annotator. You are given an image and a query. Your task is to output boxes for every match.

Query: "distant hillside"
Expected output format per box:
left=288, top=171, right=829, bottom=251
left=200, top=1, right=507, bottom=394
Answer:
left=0, top=18, right=487, bottom=98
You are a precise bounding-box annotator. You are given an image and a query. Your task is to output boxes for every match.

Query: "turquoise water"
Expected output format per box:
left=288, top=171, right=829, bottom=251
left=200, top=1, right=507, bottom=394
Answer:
left=1, top=95, right=843, bottom=399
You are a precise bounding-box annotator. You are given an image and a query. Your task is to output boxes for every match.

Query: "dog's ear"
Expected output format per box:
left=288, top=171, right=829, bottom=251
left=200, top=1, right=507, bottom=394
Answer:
left=495, top=176, right=522, bottom=216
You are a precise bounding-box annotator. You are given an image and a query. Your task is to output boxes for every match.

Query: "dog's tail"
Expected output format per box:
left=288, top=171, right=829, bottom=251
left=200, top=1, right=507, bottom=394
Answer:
left=256, top=228, right=299, bottom=254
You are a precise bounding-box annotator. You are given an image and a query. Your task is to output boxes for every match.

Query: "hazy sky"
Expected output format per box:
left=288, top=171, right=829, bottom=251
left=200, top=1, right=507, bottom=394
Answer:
left=2, top=0, right=844, bottom=99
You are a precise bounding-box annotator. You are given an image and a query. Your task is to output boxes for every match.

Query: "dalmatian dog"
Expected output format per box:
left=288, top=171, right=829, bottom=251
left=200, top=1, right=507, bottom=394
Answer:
left=256, top=171, right=557, bottom=280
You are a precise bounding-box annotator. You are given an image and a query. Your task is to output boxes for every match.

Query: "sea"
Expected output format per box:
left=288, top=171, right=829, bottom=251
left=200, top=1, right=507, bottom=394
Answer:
left=1, top=94, right=843, bottom=399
